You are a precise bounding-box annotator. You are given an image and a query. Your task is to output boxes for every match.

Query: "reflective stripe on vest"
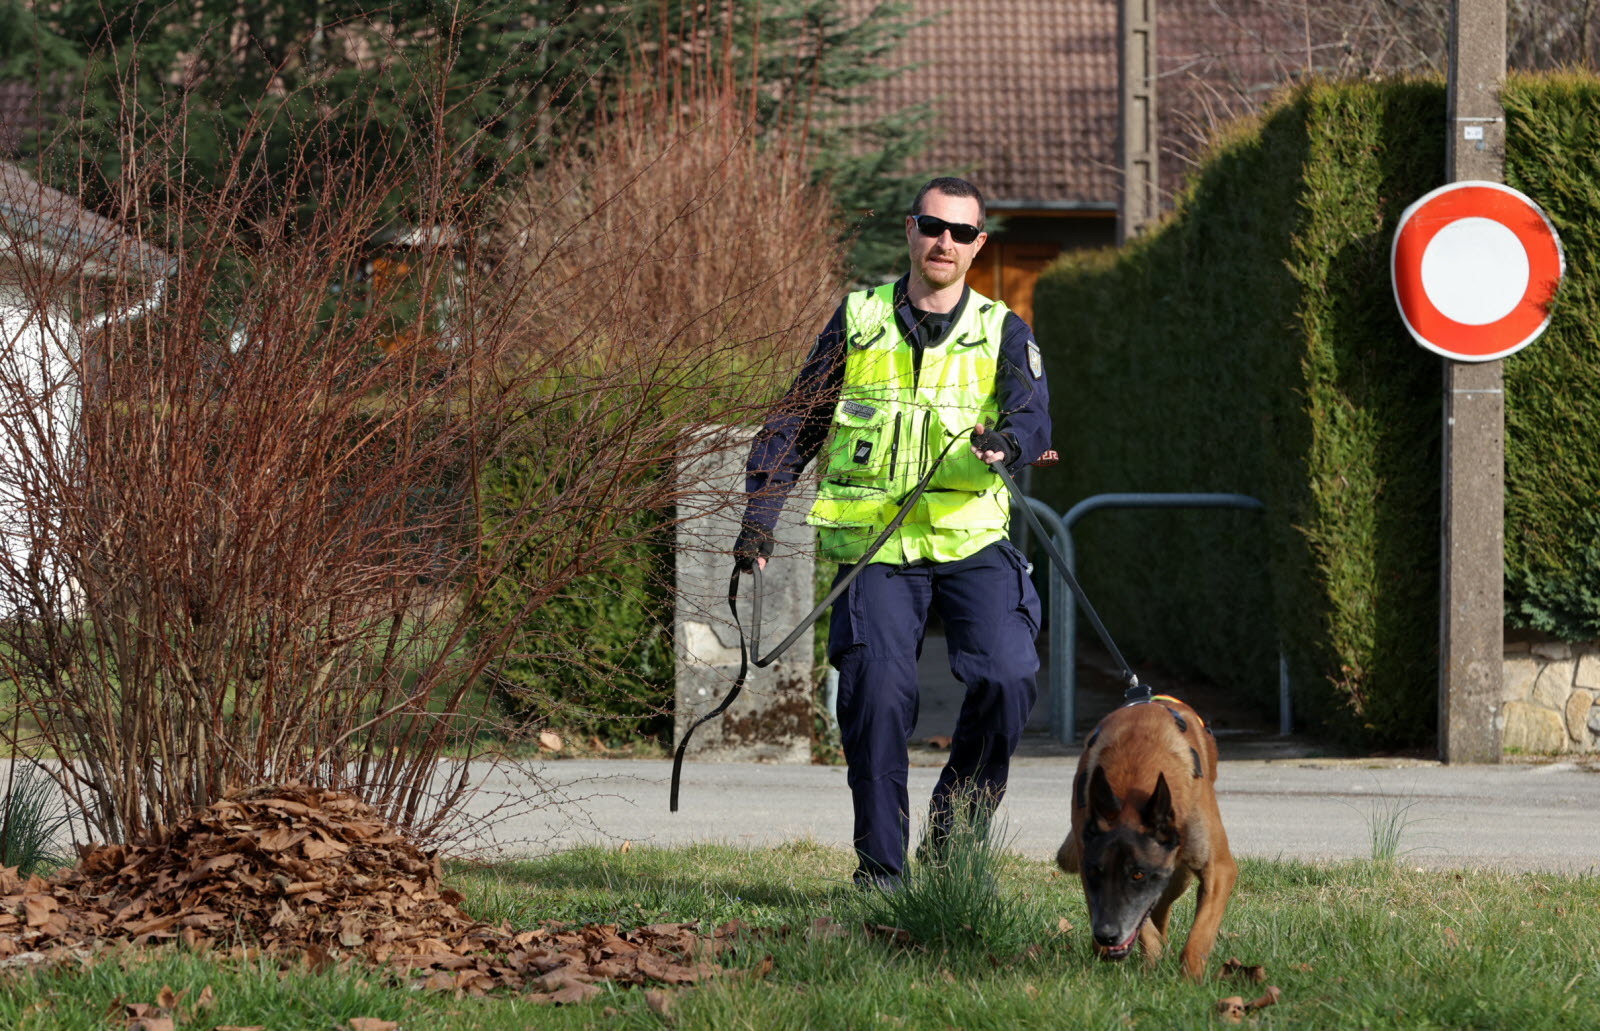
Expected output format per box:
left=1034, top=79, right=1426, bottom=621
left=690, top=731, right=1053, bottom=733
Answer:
left=807, top=283, right=1013, bottom=564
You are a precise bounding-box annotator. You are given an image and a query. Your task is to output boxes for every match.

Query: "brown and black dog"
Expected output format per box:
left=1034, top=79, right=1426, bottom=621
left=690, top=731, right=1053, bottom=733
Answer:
left=1055, top=695, right=1237, bottom=980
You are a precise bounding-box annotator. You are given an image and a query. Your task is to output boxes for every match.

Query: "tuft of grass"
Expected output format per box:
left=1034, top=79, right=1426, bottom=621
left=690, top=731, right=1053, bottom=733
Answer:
left=1340, top=780, right=1431, bottom=864
left=1364, top=794, right=1422, bottom=864
left=851, top=806, right=1055, bottom=958
left=0, top=762, right=70, bottom=875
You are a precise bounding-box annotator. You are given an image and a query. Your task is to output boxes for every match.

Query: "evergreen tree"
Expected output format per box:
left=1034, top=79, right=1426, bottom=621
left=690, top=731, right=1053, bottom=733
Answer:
left=2, top=0, right=926, bottom=277
left=529, top=1, right=932, bottom=279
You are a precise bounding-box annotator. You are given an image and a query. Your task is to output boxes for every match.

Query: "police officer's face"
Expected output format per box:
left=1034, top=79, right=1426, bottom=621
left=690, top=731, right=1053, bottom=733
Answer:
left=906, top=191, right=987, bottom=292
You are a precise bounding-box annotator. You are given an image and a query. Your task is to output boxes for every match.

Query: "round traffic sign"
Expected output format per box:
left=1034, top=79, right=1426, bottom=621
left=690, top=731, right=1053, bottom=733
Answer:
left=1391, top=181, right=1564, bottom=362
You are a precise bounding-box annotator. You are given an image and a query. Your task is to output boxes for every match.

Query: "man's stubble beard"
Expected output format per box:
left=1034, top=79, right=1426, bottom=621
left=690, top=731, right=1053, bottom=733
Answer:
left=916, top=253, right=965, bottom=291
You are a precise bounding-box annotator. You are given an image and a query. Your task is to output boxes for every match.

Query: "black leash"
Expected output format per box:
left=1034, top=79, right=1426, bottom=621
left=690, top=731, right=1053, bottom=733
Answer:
left=670, top=434, right=970, bottom=811
left=669, top=437, right=1144, bottom=811
left=986, top=459, right=1146, bottom=702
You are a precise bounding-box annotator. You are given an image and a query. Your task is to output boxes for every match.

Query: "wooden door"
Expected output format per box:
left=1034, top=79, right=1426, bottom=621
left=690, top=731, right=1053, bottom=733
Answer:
left=966, top=241, right=1061, bottom=325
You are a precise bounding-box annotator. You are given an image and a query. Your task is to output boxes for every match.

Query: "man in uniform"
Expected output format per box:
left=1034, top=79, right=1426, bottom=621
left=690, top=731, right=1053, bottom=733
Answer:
left=734, top=177, right=1051, bottom=889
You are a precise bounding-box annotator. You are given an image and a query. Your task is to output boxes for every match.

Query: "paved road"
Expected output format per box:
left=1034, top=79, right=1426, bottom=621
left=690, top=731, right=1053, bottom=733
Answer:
left=465, top=631, right=1600, bottom=875
left=468, top=749, right=1600, bottom=875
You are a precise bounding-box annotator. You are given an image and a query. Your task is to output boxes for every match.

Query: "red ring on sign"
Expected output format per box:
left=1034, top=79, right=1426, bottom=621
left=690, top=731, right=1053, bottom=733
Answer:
left=1392, top=186, right=1563, bottom=358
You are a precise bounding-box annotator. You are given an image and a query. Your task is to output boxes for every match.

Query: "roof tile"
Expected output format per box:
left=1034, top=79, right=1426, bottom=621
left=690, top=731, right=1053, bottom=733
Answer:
left=844, top=0, right=1316, bottom=209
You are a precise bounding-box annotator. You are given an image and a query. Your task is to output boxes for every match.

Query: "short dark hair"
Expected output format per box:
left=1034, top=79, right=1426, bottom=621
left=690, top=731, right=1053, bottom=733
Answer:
left=910, top=177, right=986, bottom=226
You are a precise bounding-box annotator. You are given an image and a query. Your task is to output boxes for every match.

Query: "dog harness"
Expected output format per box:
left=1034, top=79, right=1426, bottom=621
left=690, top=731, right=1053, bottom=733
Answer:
left=1137, top=693, right=1206, bottom=734
left=1075, top=694, right=1211, bottom=810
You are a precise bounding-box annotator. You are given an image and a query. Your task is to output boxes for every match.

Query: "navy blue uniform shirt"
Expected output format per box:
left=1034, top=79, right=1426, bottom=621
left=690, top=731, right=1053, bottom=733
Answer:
left=744, top=276, right=1052, bottom=533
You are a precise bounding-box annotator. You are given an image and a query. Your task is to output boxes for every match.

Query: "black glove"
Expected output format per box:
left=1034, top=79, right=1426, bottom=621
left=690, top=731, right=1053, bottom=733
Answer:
left=970, top=427, right=1019, bottom=464
left=733, top=518, right=775, bottom=572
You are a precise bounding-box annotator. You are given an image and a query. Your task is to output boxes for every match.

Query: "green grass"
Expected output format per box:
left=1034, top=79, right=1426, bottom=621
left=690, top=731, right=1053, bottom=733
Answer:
left=0, top=843, right=1596, bottom=1029
left=856, top=804, right=1046, bottom=957
left=0, top=761, right=72, bottom=874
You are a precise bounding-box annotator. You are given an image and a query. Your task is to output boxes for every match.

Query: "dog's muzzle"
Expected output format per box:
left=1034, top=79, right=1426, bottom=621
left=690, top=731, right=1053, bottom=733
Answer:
left=1092, top=905, right=1152, bottom=960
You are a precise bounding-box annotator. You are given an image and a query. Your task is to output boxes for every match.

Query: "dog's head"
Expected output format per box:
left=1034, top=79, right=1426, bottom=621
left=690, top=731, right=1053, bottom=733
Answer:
left=1078, top=767, right=1180, bottom=960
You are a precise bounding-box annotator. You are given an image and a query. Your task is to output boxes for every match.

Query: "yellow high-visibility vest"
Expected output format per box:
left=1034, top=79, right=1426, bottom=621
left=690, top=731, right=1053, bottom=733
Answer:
left=807, top=283, right=1013, bottom=564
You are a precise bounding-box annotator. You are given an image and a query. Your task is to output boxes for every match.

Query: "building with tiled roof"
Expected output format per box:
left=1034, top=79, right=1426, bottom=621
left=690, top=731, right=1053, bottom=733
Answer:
left=0, top=159, right=173, bottom=602
left=0, top=160, right=176, bottom=283
left=846, top=0, right=1317, bottom=321
left=864, top=2, right=1120, bottom=211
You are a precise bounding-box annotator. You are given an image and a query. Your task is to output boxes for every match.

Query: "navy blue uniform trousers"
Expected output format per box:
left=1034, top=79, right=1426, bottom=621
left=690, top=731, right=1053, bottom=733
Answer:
left=829, top=539, right=1042, bottom=880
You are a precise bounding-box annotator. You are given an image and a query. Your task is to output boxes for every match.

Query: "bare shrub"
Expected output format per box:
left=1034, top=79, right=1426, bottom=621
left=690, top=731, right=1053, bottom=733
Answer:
left=0, top=12, right=847, bottom=844
left=0, top=102, right=531, bottom=844
left=480, top=27, right=847, bottom=739
left=1157, top=0, right=1600, bottom=195
left=500, top=65, right=841, bottom=367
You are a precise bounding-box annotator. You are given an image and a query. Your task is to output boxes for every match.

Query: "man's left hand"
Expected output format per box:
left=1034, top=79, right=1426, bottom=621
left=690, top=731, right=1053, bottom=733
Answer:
left=970, top=423, right=1017, bottom=465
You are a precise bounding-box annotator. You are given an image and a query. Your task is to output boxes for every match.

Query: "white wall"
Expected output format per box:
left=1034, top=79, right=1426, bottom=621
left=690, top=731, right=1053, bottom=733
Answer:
left=0, top=278, right=79, bottom=608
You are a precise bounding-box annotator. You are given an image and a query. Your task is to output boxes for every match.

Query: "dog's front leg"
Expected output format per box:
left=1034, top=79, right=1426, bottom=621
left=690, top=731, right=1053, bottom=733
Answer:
left=1139, top=869, right=1190, bottom=967
left=1178, top=851, right=1238, bottom=980
left=1137, top=920, right=1165, bottom=966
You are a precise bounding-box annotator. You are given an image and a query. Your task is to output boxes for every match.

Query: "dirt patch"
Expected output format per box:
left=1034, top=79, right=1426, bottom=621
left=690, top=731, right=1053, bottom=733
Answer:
left=0, top=784, right=745, bottom=1001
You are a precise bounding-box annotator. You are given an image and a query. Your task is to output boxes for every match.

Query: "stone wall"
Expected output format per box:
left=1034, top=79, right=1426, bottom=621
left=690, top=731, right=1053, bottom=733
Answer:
left=1500, top=636, right=1600, bottom=755
left=673, top=427, right=814, bottom=763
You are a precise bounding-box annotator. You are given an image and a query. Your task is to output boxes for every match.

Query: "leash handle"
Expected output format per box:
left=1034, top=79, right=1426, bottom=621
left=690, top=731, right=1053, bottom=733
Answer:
left=987, top=457, right=1143, bottom=697
left=669, top=566, right=750, bottom=812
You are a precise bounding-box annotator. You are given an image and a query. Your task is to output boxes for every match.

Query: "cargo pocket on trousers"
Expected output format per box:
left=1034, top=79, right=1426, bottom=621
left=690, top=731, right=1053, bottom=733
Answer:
left=1003, top=541, right=1042, bottom=637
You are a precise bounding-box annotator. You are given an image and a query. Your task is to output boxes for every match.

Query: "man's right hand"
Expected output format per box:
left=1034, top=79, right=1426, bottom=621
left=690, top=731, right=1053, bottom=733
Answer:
left=734, top=519, right=774, bottom=573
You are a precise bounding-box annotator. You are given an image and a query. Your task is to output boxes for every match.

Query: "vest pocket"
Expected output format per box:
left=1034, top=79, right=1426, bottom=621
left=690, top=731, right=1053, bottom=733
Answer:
left=822, top=395, right=892, bottom=482
left=923, top=489, right=1009, bottom=530
left=809, top=483, right=890, bottom=529
left=928, top=398, right=998, bottom=489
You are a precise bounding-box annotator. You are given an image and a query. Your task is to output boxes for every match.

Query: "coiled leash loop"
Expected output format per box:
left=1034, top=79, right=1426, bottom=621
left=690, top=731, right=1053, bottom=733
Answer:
left=669, top=434, right=1146, bottom=811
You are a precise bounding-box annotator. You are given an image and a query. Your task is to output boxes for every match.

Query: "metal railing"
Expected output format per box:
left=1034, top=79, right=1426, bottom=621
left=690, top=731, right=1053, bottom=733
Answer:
left=1017, top=493, right=1285, bottom=744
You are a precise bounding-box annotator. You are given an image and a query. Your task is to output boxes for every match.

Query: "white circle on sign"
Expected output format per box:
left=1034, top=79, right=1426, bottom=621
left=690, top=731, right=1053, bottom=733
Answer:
left=1418, top=216, right=1530, bottom=326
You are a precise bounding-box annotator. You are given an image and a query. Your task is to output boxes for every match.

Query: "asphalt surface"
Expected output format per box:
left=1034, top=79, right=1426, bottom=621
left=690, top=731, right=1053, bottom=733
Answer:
left=0, top=626, right=1529, bottom=874
left=456, top=630, right=1600, bottom=874
left=471, top=719, right=1600, bottom=877
left=467, top=751, right=1600, bottom=875
left=22, top=635, right=1597, bottom=875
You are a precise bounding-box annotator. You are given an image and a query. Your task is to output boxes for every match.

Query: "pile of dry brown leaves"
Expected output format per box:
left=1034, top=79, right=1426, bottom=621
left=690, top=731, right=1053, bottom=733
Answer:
left=0, top=784, right=745, bottom=1003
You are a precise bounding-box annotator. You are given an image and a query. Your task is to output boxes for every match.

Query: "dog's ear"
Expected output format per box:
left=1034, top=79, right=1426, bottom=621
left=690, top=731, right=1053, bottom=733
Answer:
left=1087, top=766, right=1121, bottom=833
left=1142, top=772, right=1178, bottom=847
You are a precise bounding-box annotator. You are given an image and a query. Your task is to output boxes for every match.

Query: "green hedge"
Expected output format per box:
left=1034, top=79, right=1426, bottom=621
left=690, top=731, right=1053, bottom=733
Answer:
left=477, top=455, right=675, bottom=746
left=1502, top=76, right=1600, bottom=640
left=1033, top=75, right=1600, bottom=748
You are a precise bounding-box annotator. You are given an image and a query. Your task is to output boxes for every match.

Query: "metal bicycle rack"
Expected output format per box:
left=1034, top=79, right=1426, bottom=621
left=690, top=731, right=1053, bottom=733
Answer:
left=1016, top=493, right=1286, bottom=745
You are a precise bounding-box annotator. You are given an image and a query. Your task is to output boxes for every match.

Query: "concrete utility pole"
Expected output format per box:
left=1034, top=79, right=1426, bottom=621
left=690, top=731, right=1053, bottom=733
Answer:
left=1438, top=0, right=1507, bottom=763
left=1117, top=0, right=1157, bottom=243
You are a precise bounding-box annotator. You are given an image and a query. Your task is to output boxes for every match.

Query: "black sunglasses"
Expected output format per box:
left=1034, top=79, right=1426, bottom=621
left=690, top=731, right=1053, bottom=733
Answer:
left=910, top=214, right=982, bottom=245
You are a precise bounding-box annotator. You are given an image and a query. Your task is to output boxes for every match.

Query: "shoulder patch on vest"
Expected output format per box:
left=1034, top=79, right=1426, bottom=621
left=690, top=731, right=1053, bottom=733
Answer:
left=841, top=400, right=877, bottom=420
left=1026, top=339, right=1043, bottom=378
